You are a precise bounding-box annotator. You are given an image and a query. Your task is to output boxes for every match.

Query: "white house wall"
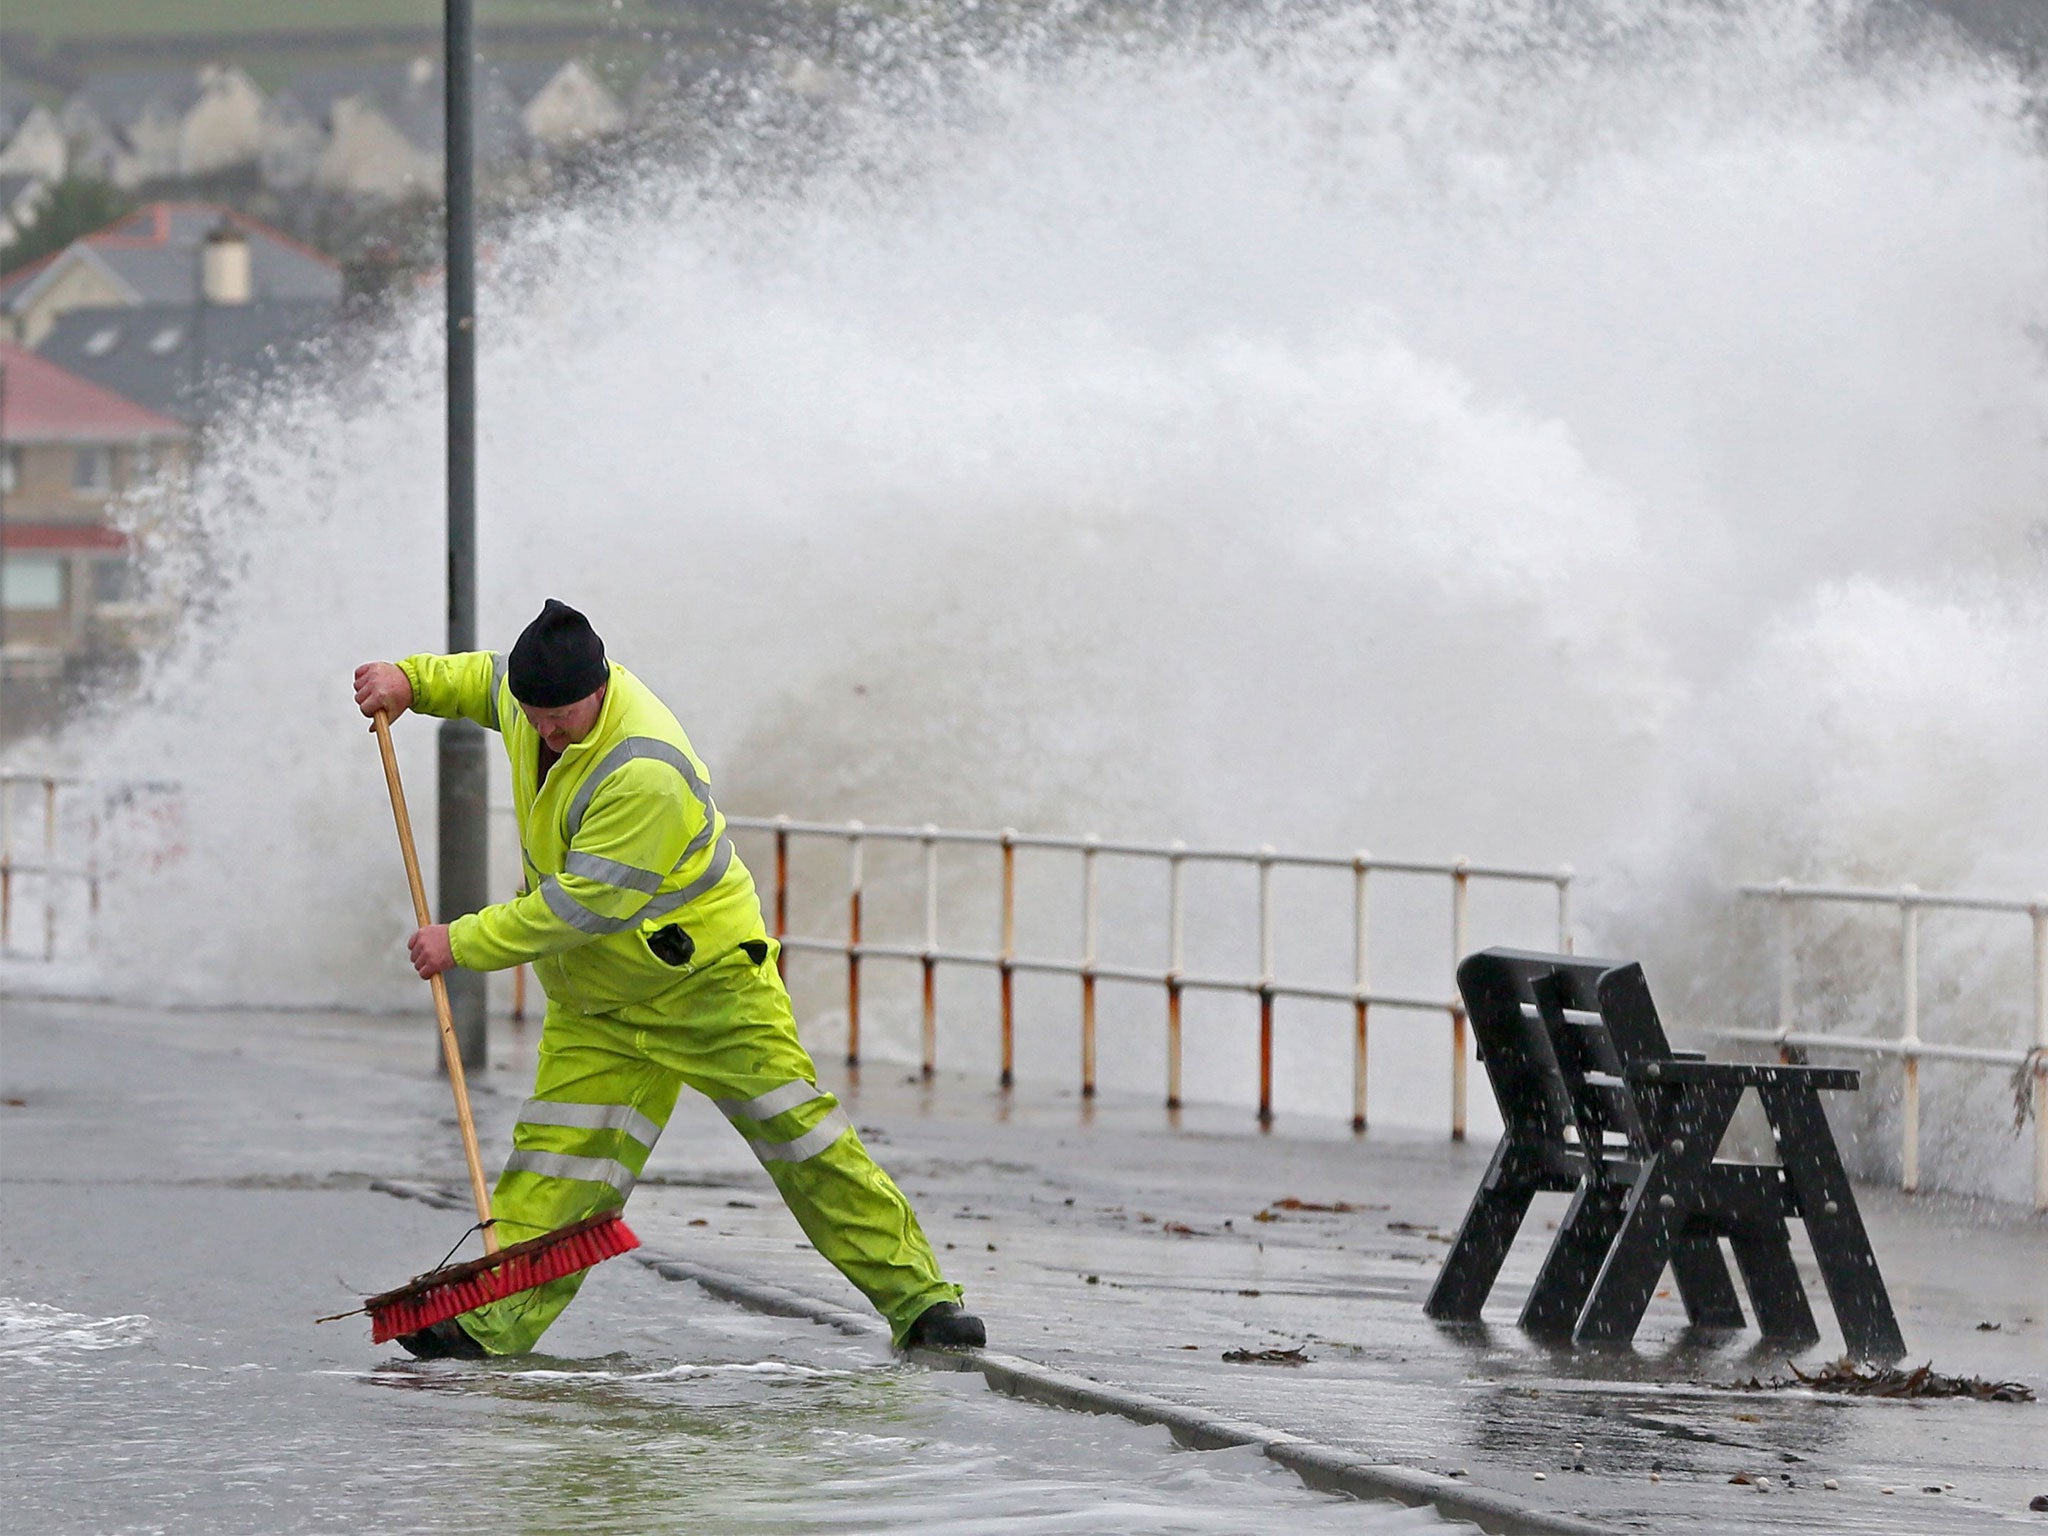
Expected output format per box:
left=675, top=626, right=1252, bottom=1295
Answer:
left=314, top=98, right=441, bottom=199
left=521, top=61, right=625, bottom=149
left=10, top=253, right=136, bottom=347
left=177, top=66, right=268, bottom=177
left=0, top=105, right=68, bottom=181
left=119, top=105, right=184, bottom=184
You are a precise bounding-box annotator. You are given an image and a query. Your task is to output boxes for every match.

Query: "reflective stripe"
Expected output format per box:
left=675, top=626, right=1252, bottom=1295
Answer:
left=546, top=735, right=735, bottom=936
left=486, top=651, right=507, bottom=730
left=747, top=1108, right=852, bottom=1165
left=636, top=838, right=734, bottom=924
left=713, top=1080, right=827, bottom=1124
left=680, top=803, right=719, bottom=863
left=540, top=875, right=638, bottom=935
left=563, top=850, right=664, bottom=895
left=540, top=840, right=734, bottom=938
left=519, top=1098, right=663, bottom=1149
left=677, top=836, right=733, bottom=903
left=501, top=1148, right=636, bottom=1196
left=565, top=737, right=704, bottom=842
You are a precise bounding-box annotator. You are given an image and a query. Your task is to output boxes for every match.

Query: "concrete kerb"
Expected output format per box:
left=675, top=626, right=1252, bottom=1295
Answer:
left=644, top=1253, right=881, bottom=1339
left=633, top=1247, right=1619, bottom=1536
left=367, top=1182, right=1616, bottom=1536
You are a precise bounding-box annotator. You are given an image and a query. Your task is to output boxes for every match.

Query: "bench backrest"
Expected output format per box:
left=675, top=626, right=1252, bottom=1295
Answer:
left=1457, top=949, right=1621, bottom=1155
left=1459, top=948, right=1680, bottom=1166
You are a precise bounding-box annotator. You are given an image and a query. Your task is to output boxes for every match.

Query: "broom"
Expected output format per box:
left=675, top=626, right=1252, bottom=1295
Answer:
left=358, top=709, right=638, bottom=1346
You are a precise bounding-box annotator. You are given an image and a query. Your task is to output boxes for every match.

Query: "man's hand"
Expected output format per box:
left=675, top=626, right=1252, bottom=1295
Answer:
left=353, top=661, right=414, bottom=724
left=408, top=924, right=456, bottom=979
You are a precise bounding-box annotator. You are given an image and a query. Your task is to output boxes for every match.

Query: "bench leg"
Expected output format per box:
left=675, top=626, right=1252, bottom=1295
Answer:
left=1757, top=1083, right=1907, bottom=1362
left=1575, top=1084, right=1740, bottom=1347
left=1725, top=1220, right=1819, bottom=1344
left=1670, top=1232, right=1746, bottom=1330
left=1521, top=1181, right=1626, bottom=1336
left=1425, top=1143, right=1539, bottom=1322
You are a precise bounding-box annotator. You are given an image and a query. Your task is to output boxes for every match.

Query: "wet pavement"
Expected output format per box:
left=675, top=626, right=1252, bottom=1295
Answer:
left=4, top=998, right=2043, bottom=1533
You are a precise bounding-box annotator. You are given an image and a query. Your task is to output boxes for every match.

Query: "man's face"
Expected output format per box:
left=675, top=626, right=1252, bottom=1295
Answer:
left=520, top=687, right=606, bottom=753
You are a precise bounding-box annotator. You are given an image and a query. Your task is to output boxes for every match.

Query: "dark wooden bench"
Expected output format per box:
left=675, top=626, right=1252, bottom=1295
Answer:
left=1424, top=947, right=1905, bottom=1362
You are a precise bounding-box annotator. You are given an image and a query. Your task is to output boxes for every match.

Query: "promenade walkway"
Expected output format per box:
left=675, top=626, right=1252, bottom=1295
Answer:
left=4, top=998, right=2041, bottom=1532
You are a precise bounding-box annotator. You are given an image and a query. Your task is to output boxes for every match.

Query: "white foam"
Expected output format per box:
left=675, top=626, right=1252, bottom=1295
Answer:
left=0, top=1298, right=152, bottom=1361
left=503, top=1359, right=849, bottom=1383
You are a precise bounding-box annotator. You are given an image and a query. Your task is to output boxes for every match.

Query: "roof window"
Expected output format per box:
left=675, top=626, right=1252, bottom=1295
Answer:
left=148, top=326, right=184, bottom=355
left=85, top=326, right=121, bottom=357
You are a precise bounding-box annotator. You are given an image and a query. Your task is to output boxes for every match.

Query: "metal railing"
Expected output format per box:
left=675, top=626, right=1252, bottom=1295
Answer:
left=1721, top=880, right=2048, bottom=1212
left=725, top=816, right=1573, bottom=1137
left=0, top=774, right=99, bottom=961
left=16, top=776, right=2041, bottom=1203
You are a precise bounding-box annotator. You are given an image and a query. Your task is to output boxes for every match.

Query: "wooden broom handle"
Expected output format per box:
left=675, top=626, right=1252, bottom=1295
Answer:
left=373, top=710, right=499, bottom=1252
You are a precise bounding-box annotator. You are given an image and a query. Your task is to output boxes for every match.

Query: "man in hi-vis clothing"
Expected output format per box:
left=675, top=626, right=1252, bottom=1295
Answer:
left=352, top=599, right=983, bottom=1359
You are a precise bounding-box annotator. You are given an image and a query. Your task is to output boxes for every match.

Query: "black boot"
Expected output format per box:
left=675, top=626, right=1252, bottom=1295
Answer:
left=902, top=1301, right=986, bottom=1350
left=396, top=1318, right=488, bottom=1360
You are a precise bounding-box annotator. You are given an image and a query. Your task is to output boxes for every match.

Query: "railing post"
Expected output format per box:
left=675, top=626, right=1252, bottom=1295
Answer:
left=1449, top=856, right=1470, bottom=1141
left=1555, top=866, right=1573, bottom=954
left=86, top=806, right=101, bottom=943
left=773, top=815, right=790, bottom=982
left=1352, top=854, right=1371, bottom=1133
left=43, top=776, right=58, bottom=960
left=1080, top=835, right=1099, bottom=1100
left=1166, top=841, right=1185, bottom=1111
left=999, top=829, right=1016, bottom=1091
left=1775, top=878, right=1795, bottom=1054
left=2032, top=901, right=2046, bottom=1214
left=920, top=824, right=938, bottom=1080
left=1257, top=844, right=1275, bottom=1128
left=845, top=823, right=863, bottom=1068
left=1899, top=886, right=1920, bottom=1194
left=1, top=777, right=14, bottom=955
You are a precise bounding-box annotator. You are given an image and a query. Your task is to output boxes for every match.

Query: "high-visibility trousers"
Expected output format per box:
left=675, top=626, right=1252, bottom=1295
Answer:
left=454, top=941, right=961, bottom=1354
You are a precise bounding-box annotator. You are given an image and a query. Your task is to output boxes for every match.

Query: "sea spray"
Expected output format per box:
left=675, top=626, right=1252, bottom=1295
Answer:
left=8, top=1, right=2043, bottom=1195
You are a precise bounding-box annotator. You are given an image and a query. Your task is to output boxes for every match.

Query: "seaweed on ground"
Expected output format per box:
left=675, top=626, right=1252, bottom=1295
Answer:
left=1726, top=1359, right=2034, bottom=1402
left=1222, top=1346, right=1310, bottom=1365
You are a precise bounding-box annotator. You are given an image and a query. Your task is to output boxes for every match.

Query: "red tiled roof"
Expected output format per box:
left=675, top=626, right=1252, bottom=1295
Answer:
left=0, top=341, right=188, bottom=442
left=3, top=523, right=129, bottom=550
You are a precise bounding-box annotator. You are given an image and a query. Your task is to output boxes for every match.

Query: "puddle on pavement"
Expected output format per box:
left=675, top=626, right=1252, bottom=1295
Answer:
left=3, top=1292, right=1474, bottom=1534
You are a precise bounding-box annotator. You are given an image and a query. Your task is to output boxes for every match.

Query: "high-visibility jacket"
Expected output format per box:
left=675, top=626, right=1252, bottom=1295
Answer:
left=397, top=650, right=767, bottom=1011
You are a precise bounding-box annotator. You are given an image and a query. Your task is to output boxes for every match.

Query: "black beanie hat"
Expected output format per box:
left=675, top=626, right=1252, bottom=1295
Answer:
left=508, top=599, right=608, bottom=707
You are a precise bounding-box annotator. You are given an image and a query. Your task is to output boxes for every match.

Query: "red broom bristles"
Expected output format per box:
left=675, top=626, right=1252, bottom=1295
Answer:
left=366, top=1211, right=640, bottom=1344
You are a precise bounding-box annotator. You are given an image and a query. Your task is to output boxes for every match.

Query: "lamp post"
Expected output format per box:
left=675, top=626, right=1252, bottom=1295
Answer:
left=439, top=0, right=489, bottom=1069
left=0, top=365, right=10, bottom=665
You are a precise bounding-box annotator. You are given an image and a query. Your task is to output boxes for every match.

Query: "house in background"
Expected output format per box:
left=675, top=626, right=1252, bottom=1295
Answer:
left=0, top=339, right=188, bottom=694
left=262, top=55, right=622, bottom=200
left=496, top=59, right=627, bottom=151
left=38, top=224, right=338, bottom=428
left=60, top=65, right=268, bottom=188
left=0, top=174, right=49, bottom=250
left=0, top=201, right=342, bottom=347
left=269, top=56, right=528, bottom=201
left=0, top=101, right=67, bottom=184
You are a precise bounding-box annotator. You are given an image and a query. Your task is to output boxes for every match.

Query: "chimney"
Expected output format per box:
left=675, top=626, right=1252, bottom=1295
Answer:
left=201, top=219, right=252, bottom=306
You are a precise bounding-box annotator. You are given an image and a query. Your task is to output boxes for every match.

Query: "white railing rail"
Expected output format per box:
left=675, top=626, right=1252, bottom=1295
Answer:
left=1721, top=879, right=2048, bottom=1212
left=722, top=815, right=1574, bottom=1137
